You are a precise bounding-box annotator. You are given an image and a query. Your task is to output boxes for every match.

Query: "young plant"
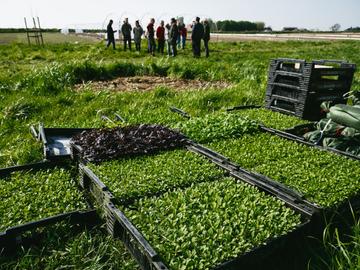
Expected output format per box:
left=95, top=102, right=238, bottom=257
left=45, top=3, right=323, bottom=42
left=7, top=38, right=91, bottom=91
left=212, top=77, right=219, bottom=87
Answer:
left=88, top=149, right=224, bottom=203
left=175, top=112, right=258, bottom=143
left=124, top=179, right=302, bottom=269
left=208, top=133, right=360, bottom=207
left=230, top=108, right=309, bottom=130
left=0, top=168, right=87, bottom=231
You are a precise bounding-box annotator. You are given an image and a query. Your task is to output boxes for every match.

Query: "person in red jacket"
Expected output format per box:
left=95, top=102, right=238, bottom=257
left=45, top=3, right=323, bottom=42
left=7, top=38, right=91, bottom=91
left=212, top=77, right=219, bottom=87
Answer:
left=180, top=23, right=187, bottom=49
left=156, top=20, right=165, bottom=54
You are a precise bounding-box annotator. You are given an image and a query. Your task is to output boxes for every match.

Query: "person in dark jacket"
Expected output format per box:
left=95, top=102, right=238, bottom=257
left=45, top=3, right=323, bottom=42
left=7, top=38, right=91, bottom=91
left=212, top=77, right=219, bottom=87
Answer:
left=156, top=20, right=165, bottom=54
left=203, top=19, right=210, bottom=57
left=169, top=18, right=178, bottom=57
left=121, top=18, right=132, bottom=51
left=191, top=17, right=204, bottom=57
left=106, top=19, right=116, bottom=49
left=147, top=18, right=156, bottom=55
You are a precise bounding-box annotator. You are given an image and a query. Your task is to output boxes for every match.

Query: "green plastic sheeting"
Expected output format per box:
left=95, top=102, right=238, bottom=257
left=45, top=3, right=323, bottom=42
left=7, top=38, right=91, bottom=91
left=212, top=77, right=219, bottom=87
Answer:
left=329, top=104, right=360, bottom=131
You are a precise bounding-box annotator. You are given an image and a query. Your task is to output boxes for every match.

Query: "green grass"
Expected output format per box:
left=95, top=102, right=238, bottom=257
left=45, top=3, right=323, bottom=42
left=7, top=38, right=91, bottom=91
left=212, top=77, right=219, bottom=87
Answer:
left=308, top=211, right=360, bottom=270
left=0, top=32, right=99, bottom=45
left=0, top=224, right=138, bottom=270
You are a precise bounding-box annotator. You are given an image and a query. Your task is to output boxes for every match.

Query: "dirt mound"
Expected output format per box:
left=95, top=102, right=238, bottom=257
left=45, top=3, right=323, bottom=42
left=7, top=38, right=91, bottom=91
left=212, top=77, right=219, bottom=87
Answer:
left=75, top=76, right=232, bottom=92
left=71, top=124, right=187, bottom=162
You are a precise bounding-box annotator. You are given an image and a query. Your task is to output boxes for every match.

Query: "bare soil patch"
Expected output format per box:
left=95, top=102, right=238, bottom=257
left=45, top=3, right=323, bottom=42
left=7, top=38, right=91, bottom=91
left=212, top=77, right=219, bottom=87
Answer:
left=75, top=76, right=232, bottom=92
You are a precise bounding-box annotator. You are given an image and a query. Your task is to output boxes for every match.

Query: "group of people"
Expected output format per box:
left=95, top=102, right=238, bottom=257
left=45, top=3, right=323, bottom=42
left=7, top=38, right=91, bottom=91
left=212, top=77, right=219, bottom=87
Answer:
left=106, top=17, right=210, bottom=58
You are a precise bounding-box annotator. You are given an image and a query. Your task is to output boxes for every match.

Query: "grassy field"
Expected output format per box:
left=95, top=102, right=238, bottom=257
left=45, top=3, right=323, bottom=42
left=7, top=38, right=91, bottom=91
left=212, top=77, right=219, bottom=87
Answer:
left=0, top=32, right=99, bottom=45
left=0, top=39, right=359, bottom=269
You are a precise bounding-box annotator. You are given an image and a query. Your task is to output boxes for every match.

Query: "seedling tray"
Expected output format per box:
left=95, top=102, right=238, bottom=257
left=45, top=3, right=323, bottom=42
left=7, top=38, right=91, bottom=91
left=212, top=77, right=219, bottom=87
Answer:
left=31, top=123, right=93, bottom=160
left=71, top=138, right=316, bottom=216
left=262, top=124, right=360, bottom=161
left=0, top=210, right=98, bottom=252
left=186, top=142, right=318, bottom=216
left=0, top=160, right=61, bottom=176
left=169, top=107, right=359, bottom=210
left=193, top=138, right=360, bottom=231
left=205, top=134, right=360, bottom=213
left=70, top=135, right=318, bottom=269
left=0, top=161, right=97, bottom=251
left=77, top=161, right=314, bottom=270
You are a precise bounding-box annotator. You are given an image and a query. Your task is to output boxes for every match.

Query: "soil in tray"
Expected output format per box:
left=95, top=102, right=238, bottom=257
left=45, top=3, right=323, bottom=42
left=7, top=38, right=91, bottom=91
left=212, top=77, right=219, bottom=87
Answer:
left=0, top=223, right=138, bottom=270
left=71, top=124, right=187, bottom=163
left=121, top=179, right=302, bottom=270
left=207, top=133, right=360, bottom=208
left=0, top=168, right=87, bottom=232
left=88, top=149, right=224, bottom=203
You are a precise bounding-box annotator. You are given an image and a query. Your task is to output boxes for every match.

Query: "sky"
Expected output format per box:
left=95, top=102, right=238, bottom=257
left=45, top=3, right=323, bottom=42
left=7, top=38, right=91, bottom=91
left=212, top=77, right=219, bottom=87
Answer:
left=1, top=0, right=360, bottom=31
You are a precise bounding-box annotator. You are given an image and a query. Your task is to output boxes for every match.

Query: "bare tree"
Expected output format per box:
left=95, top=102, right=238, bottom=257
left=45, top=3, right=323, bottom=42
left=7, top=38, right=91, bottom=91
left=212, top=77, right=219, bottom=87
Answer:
left=330, top=23, right=341, bottom=32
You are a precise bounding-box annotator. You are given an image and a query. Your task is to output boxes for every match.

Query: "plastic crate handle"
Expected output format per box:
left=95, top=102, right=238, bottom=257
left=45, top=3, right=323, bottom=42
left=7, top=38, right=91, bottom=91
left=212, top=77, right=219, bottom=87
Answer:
left=312, top=59, right=348, bottom=65
left=272, top=58, right=306, bottom=64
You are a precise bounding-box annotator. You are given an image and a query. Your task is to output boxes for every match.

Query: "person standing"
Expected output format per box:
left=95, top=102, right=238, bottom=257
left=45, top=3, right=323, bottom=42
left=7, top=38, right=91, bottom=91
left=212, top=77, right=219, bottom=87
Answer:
left=133, top=20, right=143, bottom=52
left=156, top=20, right=165, bottom=54
left=147, top=18, right=156, bottom=56
left=165, top=23, right=171, bottom=56
left=203, top=19, right=210, bottom=57
left=106, top=19, right=116, bottom=49
left=180, top=23, right=187, bottom=49
left=191, top=17, right=204, bottom=57
left=121, top=18, right=132, bottom=51
left=176, top=22, right=181, bottom=49
left=169, top=18, right=179, bottom=57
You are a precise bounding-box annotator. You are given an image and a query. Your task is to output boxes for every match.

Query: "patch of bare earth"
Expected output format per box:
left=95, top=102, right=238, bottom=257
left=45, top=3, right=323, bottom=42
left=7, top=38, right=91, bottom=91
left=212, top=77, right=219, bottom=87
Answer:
left=75, top=76, right=232, bottom=92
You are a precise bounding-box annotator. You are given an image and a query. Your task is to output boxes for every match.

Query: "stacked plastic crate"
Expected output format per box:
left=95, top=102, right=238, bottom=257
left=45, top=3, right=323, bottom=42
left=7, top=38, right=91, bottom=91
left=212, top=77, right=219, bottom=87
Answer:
left=265, top=59, right=356, bottom=120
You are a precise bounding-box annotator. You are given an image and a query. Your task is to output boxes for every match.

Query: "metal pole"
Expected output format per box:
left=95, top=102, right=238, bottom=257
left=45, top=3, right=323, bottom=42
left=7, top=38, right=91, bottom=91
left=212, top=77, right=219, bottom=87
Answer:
left=37, top=17, right=44, bottom=45
left=32, top=17, right=40, bottom=45
left=24, top=17, right=31, bottom=45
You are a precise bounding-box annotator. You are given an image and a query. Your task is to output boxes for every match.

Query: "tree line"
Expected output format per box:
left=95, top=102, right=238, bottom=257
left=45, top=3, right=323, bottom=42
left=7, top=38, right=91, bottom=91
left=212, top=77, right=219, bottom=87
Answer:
left=215, top=20, right=265, bottom=32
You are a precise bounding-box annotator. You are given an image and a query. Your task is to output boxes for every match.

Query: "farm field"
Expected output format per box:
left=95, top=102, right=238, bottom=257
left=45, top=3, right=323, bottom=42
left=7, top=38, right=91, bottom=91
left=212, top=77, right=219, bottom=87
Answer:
left=0, top=39, right=360, bottom=269
left=0, top=32, right=99, bottom=45
left=211, top=32, right=360, bottom=42
left=2, top=32, right=360, bottom=46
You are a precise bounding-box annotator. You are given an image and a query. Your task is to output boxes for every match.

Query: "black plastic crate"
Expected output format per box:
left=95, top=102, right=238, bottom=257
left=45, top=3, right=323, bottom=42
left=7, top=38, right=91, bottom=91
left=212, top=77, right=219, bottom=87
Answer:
left=268, top=58, right=306, bottom=74
left=265, top=58, right=356, bottom=120
left=265, top=95, right=306, bottom=118
left=303, top=93, right=347, bottom=120
left=309, top=60, right=356, bottom=79
left=266, top=84, right=307, bottom=101
left=307, top=60, right=355, bottom=96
